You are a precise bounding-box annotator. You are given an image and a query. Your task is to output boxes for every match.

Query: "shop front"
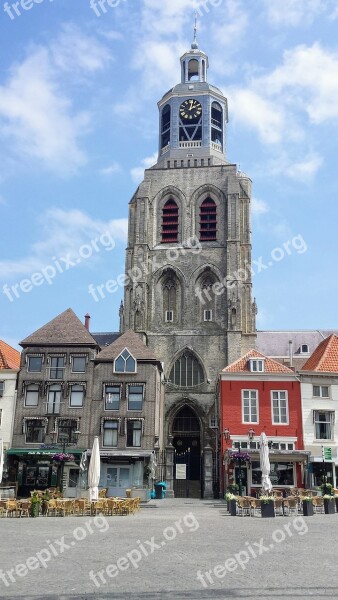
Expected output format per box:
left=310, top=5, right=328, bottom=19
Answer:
left=7, top=448, right=85, bottom=497
left=94, top=450, right=154, bottom=498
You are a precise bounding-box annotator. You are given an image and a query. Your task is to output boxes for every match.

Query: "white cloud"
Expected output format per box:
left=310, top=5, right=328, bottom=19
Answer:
left=264, top=0, right=326, bottom=26
left=130, top=152, right=158, bottom=184
left=50, top=24, right=112, bottom=74
left=0, top=208, right=128, bottom=280
left=100, top=161, right=122, bottom=176
left=252, top=197, right=269, bottom=215
left=228, top=88, right=287, bottom=144
left=265, top=152, right=323, bottom=182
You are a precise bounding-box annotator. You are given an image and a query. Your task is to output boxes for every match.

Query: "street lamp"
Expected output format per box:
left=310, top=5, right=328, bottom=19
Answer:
left=223, top=427, right=230, bottom=441
left=248, top=428, right=255, bottom=441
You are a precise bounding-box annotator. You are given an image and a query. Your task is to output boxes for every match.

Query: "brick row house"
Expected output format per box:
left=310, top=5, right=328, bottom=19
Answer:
left=0, top=341, right=20, bottom=478
left=220, top=350, right=307, bottom=496
left=8, top=309, right=164, bottom=498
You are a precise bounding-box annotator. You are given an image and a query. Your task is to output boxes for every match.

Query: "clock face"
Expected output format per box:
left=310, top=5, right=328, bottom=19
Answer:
left=179, top=99, right=202, bottom=120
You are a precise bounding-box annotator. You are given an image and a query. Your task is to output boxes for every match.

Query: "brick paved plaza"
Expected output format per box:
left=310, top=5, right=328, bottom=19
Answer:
left=0, top=499, right=338, bottom=600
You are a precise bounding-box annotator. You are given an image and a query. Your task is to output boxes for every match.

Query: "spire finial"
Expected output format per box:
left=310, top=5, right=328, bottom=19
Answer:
left=191, top=11, right=198, bottom=50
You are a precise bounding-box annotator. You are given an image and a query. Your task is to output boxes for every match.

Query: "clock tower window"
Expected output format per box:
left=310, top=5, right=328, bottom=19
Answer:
left=161, top=104, right=171, bottom=150
left=211, top=102, right=223, bottom=148
left=162, top=199, right=179, bottom=243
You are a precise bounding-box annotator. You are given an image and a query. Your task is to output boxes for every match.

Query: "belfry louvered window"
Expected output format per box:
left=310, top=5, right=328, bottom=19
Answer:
left=162, top=200, right=179, bottom=243
left=200, top=198, right=217, bottom=241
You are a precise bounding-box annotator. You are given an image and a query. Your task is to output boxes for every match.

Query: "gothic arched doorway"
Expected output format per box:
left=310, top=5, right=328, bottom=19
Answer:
left=172, top=405, right=201, bottom=498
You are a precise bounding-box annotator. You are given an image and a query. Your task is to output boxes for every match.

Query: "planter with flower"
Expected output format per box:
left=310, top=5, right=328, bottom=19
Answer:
left=30, top=492, right=41, bottom=518
left=225, top=492, right=238, bottom=516
left=228, top=451, right=251, bottom=497
left=260, top=495, right=275, bottom=518
left=301, top=496, right=314, bottom=517
left=323, top=494, right=335, bottom=514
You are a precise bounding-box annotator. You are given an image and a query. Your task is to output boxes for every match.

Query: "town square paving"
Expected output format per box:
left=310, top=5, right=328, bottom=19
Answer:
left=0, top=499, right=337, bottom=600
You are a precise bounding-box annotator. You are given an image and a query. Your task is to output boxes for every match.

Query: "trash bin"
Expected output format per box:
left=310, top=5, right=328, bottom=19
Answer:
left=154, top=481, right=167, bottom=499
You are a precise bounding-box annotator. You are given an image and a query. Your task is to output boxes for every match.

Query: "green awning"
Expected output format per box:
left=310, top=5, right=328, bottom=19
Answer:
left=7, top=448, right=86, bottom=456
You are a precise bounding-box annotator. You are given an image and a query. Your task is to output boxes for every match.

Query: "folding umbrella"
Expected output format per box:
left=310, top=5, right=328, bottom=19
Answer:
left=88, top=437, right=100, bottom=501
left=259, top=432, right=272, bottom=493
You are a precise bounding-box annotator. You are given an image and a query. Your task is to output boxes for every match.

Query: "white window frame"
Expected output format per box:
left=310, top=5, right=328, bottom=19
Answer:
left=165, top=310, right=174, bottom=322
left=114, top=348, right=137, bottom=374
left=69, top=385, right=85, bottom=408
left=313, top=385, right=330, bottom=398
left=249, top=359, right=264, bottom=372
left=46, top=384, right=62, bottom=414
left=71, top=356, right=86, bottom=374
left=204, top=309, right=212, bottom=322
left=104, top=384, right=121, bottom=411
left=127, top=384, right=144, bottom=411
left=0, top=381, right=4, bottom=397
left=314, top=410, right=335, bottom=441
left=25, top=384, right=39, bottom=407
left=241, top=389, right=259, bottom=424
left=271, top=390, right=289, bottom=425
left=102, top=420, right=119, bottom=447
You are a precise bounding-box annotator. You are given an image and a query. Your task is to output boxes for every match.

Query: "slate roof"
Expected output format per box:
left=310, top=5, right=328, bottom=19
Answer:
left=96, top=330, right=158, bottom=362
left=0, top=340, right=20, bottom=370
left=256, top=330, right=338, bottom=358
left=301, top=334, right=338, bottom=372
left=223, top=349, right=294, bottom=374
left=92, top=332, right=121, bottom=348
left=20, top=308, right=98, bottom=347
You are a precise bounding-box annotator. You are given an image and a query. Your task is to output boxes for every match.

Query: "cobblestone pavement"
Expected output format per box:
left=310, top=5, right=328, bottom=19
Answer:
left=0, top=498, right=337, bottom=600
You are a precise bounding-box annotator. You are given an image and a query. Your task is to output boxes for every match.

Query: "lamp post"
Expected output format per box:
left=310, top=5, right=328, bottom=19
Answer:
left=50, top=429, right=81, bottom=492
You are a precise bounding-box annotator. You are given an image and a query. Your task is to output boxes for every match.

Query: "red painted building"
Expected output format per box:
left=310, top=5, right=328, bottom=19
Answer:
left=220, top=350, right=308, bottom=495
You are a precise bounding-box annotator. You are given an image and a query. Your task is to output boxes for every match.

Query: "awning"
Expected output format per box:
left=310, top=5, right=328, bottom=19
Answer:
left=87, top=449, right=153, bottom=459
left=7, top=448, right=86, bottom=456
left=246, top=450, right=310, bottom=463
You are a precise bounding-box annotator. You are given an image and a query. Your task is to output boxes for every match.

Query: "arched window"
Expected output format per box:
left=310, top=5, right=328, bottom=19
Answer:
left=161, top=104, right=171, bottom=149
left=170, top=351, right=204, bottom=387
left=114, top=349, right=136, bottom=373
left=200, top=198, right=217, bottom=241
left=163, top=278, right=176, bottom=322
left=211, top=101, right=223, bottom=148
left=188, top=59, right=199, bottom=81
left=162, top=199, right=178, bottom=243
left=173, top=406, right=200, bottom=433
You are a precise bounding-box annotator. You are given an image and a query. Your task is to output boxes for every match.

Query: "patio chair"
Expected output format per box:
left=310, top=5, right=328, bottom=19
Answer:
left=106, top=498, right=119, bottom=516
left=45, top=499, right=57, bottom=517
left=312, top=496, right=324, bottom=514
left=237, top=497, right=251, bottom=517
left=73, top=499, right=86, bottom=516
left=6, top=500, right=19, bottom=517
left=91, top=499, right=107, bottom=516
left=18, top=500, right=31, bottom=518
left=283, top=497, right=298, bottom=516
left=274, top=499, right=284, bottom=516
left=98, top=488, right=108, bottom=498
left=116, top=499, right=132, bottom=516
left=250, top=498, right=261, bottom=517
left=0, top=500, right=8, bottom=517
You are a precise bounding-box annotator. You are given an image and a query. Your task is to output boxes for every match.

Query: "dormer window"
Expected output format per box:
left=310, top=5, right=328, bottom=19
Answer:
left=114, top=349, right=136, bottom=374
left=249, top=359, right=264, bottom=373
left=300, top=344, right=309, bottom=354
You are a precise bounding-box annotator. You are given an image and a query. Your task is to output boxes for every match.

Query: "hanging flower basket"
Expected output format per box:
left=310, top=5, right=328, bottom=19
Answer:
left=51, top=453, right=75, bottom=463
left=229, top=451, right=251, bottom=464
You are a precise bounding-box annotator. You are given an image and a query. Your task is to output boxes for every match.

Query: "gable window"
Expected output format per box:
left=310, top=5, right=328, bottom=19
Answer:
left=25, top=384, right=39, bottom=407
left=170, top=351, right=204, bottom=387
left=200, top=199, right=217, bottom=241
left=126, top=420, right=142, bottom=447
left=49, top=356, right=65, bottom=380
left=27, top=356, right=43, bottom=372
left=104, top=385, right=121, bottom=411
left=314, top=411, right=334, bottom=440
left=162, top=200, right=179, bottom=243
left=128, top=385, right=144, bottom=411
left=71, top=356, right=86, bottom=373
left=272, top=391, right=288, bottom=424
left=69, top=385, right=85, bottom=408
left=103, top=421, right=119, bottom=447
left=25, top=419, right=46, bottom=443
left=0, top=382, right=4, bottom=397
left=242, top=390, right=258, bottom=423
left=313, top=385, right=329, bottom=398
left=249, top=359, right=264, bottom=372
left=47, top=384, right=62, bottom=414
left=114, top=349, right=136, bottom=373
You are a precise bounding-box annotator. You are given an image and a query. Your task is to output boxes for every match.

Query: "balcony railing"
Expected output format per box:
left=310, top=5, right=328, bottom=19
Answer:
left=179, top=141, right=202, bottom=148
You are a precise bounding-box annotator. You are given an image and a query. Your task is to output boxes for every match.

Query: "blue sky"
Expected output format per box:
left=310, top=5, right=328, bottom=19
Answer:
left=1, top=0, right=338, bottom=348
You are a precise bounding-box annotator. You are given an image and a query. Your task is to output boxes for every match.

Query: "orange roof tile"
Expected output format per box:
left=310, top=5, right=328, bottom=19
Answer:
left=0, top=340, right=20, bottom=370
left=223, top=349, right=294, bottom=373
left=301, top=334, right=338, bottom=372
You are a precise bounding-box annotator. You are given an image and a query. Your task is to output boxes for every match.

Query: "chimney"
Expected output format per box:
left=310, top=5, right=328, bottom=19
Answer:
left=289, top=340, right=293, bottom=368
left=84, top=313, right=91, bottom=331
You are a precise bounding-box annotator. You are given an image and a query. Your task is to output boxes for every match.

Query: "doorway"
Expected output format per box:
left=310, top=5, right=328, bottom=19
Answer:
left=172, top=405, right=201, bottom=498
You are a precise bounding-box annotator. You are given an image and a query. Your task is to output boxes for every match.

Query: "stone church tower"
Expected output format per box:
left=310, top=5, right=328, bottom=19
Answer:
left=122, top=30, right=256, bottom=497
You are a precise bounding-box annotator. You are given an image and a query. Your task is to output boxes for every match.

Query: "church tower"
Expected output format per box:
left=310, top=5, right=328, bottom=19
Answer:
left=122, top=28, right=256, bottom=498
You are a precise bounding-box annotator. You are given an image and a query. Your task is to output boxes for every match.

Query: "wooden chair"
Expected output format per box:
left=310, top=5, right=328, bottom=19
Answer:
left=6, top=500, right=19, bottom=517
left=116, top=499, right=131, bottom=516
left=18, top=500, right=31, bottom=518
left=312, top=496, right=324, bottom=513
left=106, top=498, right=119, bottom=516
left=46, top=499, right=57, bottom=517
left=283, top=497, right=298, bottom=515
left=91, top=499, right=107, bottom=515
left=237, top=497, right=251, bottom=516
left=274, top=499, right=284, bottom=516
left=0, top=500, right=8, bottom=517
left=73, top=499, right=86, bottom=516
left=250, top=498, right=261, bottom=517
left=98, top=488, right=108, bottom=498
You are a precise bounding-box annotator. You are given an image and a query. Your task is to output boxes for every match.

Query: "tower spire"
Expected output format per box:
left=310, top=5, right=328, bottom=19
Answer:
left=191, top=11, right=198, bottom=50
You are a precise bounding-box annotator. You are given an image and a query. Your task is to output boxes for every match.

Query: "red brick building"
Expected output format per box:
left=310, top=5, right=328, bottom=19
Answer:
left=220, top=350, right=308, bottom=495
